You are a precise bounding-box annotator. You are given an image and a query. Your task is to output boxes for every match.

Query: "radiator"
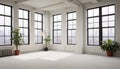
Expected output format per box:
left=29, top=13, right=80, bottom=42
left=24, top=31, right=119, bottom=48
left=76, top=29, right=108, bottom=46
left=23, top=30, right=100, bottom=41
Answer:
left=0, top=49, right=13, bottom=57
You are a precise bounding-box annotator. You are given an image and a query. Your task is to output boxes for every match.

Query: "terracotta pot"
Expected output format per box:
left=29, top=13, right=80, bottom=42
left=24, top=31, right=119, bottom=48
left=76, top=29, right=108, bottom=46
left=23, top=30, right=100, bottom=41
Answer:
left=106, top=51, right=113, bottom=57
left=15, top=50, right=20, bottom=55
left=44, top=47, right=48, bottom=51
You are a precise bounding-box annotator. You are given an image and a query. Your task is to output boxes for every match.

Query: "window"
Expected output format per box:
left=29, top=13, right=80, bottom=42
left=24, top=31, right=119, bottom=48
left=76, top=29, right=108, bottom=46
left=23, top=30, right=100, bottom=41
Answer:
left=18, top=9, right=29, bottom=45
left=0, top=4, right=12, bottom=46
left=67, top=12, right=76, bottom=45
left=53, top=14, right=61, bottom=44
left=87, top=5, right=115, bottom=46
left=34, top=13, right=43, bottom=44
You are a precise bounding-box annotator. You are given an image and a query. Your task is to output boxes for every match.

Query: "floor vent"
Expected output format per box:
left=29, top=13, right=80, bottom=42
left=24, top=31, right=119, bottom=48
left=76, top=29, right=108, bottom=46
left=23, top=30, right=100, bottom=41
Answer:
left=0, top=49, right=13, bottom=57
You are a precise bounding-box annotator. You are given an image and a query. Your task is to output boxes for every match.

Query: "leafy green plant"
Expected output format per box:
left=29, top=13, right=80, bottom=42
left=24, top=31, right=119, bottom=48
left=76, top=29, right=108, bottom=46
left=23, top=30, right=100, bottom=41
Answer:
left=11, top=28, right=22, bottom=50
left=44, top=36, right=51, bottom=43
left=100, top=39, right=120, bottom=52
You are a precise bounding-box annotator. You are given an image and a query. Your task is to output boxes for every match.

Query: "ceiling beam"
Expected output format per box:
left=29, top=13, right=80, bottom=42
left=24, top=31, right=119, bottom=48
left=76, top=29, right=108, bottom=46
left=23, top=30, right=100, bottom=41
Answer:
left=65, top=0, right=83, bottom=7
left=15, top=0, right=30, bottom=4
left=91, top=0, right=99, bottom=3
left=38, top=2, right=64, bottom=10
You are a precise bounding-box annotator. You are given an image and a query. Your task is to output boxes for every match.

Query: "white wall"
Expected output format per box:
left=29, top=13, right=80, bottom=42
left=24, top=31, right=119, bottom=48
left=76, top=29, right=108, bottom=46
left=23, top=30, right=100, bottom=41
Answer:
left=0, top=0, right=46, bottom=54
left=49, top=6, right=84, bottom=54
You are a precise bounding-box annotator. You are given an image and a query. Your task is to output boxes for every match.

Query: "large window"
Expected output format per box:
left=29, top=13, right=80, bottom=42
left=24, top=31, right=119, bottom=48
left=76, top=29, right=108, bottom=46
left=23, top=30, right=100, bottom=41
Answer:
left=0, top=4, right=12, bottom=46
left=53, top=14, right=61, bottom=44
left=67, top=12, right=76, bottom=45
left=18, top=9, right=29, bottom=45
left=34, top=13, right=43, bottom=44
left=87, top=5, right=115, bottom=46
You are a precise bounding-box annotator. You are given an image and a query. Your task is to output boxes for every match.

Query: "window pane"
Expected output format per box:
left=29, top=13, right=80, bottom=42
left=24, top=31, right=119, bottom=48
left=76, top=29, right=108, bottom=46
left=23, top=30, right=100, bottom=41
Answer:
left=68, top=13, right=73, bottom=20
left=5, top=6, right=11, bottom=16
left=0, top=16, right=4, bottom=25
left=38, top=22, right=42, bottom=29
left=102, top=7, right=108, bottom=15
left=94, top=8, right=99, bottom=16
left=88, top=18, right=93, bottom=23
left=88, top=29, right=93, bottom=36
left=109, top=21, right=115, bottom=26
left=103, top=28, right=108, bottom=36
left=68, top=30, right=72, bottom=36
left=88, top=23, right=93, bottom=28
left=109, top=5, right=115, bottom=14
left=24, top=20, right=28, bottom=27
left=5, top=27, right=11, bottom=36
left=94, top=17, right=99, bottom=23
left=0, top=27, right=4, bottom=36
left=5, top=17, right=11, bottom=25
left=35, top=22, right=38, bottom=28
left=19, top=19, right=23, bottom=27
left=109, top=37, right=114, bottom=41
left=38, top=14, right=42, bottom=21
left=109, top=28, right=114, bottom=36
left=24, top=29, right=28, bottom=36
left=23, top=11, right=28, bottom=19
left=102, top=22, right=108, bottom=27
left=88, top=9, right=93, bottom=17
left=88, top=37, right=93, bottom=45
left=24, top=37, right=28, bottom=44
left=109, top=15, right=115, bottom=21
left=72, top=37, right=76, bottom=44
left=37, top=30, right=42, bottom=36
left=38, top=37, right=42, bottom=43
left=35, top=14, right=37, bottom=20
left=72, top=30, right=76, bottom=36
left=94, top=37, right=99, bottom=45
left=94, top=29, right=99, bottom=36
left=0, top=5, right=4, bottom=14
left=94, top=23, right=99, bottom=27
left=19, top=9, right=23, bottom=18
left=0, top=37, right=4, bottom=45
left=54, top=16, right=57, bottom=21
left=5, top=37, right=11, bottom=44
left=103, top=37, right=108, bottom=41
left=102, top=16, right=108, bottom=22
left=73, top=12, right=76, bottom=19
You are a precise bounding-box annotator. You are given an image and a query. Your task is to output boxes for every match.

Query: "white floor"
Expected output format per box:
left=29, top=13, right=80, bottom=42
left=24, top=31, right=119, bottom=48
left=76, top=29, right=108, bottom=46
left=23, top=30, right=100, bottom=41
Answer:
left=0, top=51, right=120, bottom=69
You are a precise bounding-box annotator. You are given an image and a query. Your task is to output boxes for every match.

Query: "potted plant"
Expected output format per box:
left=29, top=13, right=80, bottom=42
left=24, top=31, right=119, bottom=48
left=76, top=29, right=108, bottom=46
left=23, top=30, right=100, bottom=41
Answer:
left=11, top=28, right=22, bottom=55
left=44, top=36, right=51, bottom=51
left=100, top=39, right=120, bottom=57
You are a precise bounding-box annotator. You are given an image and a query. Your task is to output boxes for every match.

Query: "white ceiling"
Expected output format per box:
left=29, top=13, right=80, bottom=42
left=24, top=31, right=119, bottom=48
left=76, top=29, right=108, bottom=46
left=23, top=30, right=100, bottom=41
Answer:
left=15, top=0, right=99, bottom=11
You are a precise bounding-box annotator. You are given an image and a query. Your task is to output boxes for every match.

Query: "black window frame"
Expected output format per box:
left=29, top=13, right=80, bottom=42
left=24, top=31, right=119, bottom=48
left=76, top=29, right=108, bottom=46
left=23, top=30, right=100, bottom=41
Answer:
left=53, top=14, right=62, bottom=44
left=34, top=12, right=43, bottom=44
left=0, top=3, right=12, bottom=46
left=87, top=4, right=115, bottom=46
left=18, top=8, right=30, bottom=45
left=67, top=11, right=77, bottom=45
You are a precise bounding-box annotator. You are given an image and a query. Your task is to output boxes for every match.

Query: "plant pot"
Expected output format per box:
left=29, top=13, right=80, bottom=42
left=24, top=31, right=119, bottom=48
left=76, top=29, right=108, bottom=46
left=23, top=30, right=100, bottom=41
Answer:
left=106, top=51, right=113, bottom=57
left=44, top=47, right=48, bottom=51
left=15, top=50, right=20, bottom=55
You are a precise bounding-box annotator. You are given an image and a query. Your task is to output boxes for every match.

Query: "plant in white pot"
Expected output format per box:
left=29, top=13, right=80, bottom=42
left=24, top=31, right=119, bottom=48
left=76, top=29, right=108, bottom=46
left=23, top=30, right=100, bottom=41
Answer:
left=44, top=36, right=51, bottom=51
left=11, top=28, right=22, bottom=55
left=100, top=39, right=120, bottom=57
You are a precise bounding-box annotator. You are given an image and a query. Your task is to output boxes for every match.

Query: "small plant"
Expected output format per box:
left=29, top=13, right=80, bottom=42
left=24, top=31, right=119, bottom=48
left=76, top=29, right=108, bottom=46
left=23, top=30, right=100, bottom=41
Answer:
left=11, top=28, right=22, bottom=55
left=44, top=36, right=51, bottom=51
left=100, top=39, right=120, bottom=56
left=44, top=36, right=51, bottom=43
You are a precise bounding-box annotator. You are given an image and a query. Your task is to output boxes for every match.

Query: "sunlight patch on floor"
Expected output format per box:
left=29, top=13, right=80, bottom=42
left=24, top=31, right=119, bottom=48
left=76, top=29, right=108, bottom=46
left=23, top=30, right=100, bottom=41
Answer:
left=14, top=51, right=73, bottom=61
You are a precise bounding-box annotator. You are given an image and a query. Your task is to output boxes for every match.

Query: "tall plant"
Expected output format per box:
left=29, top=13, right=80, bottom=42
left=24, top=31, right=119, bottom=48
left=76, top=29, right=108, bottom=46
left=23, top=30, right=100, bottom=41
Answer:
left=44, top=36, right=51, bottom=51
left=11, top=28, right=22, bottom=50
